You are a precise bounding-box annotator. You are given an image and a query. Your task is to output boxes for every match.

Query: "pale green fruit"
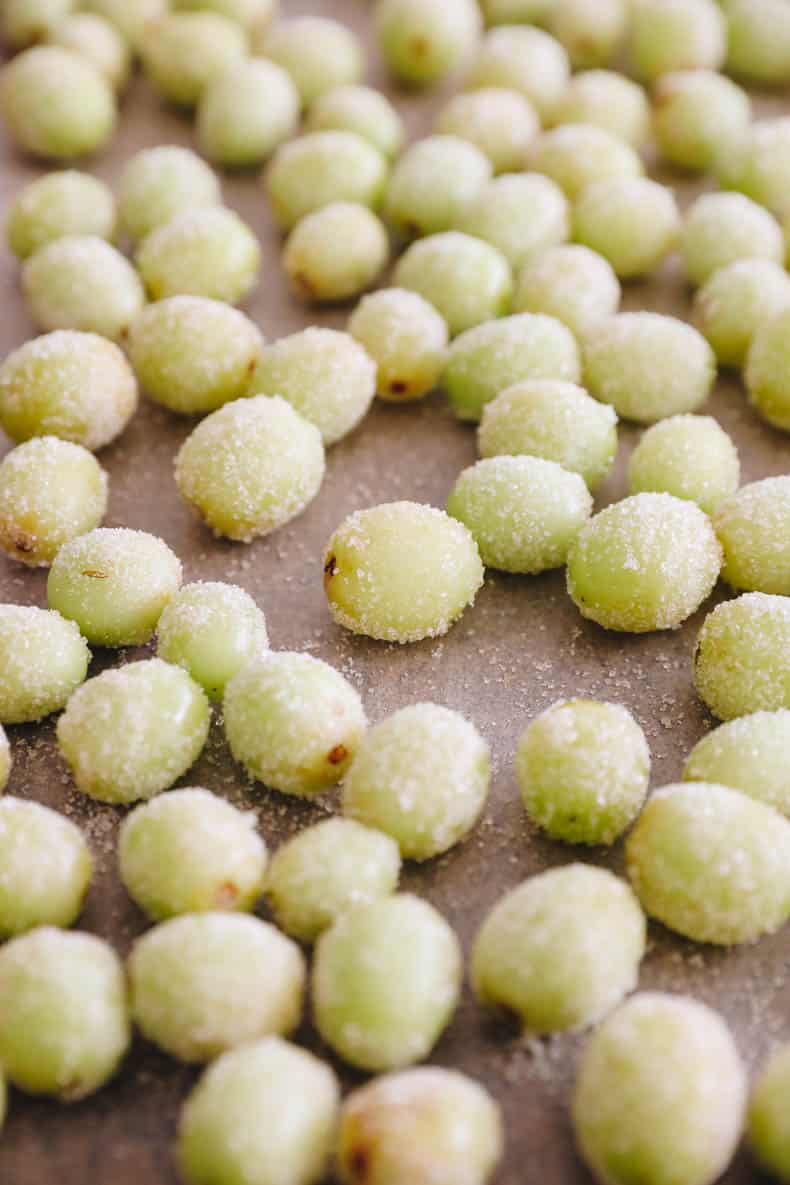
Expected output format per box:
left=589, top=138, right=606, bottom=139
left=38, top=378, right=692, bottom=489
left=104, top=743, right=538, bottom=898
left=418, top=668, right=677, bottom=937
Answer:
left=746, top=306, right=790, bottom=431
left=173, top=0, right=277, bottom=33
left=628, top=0, right=725, bottom=81
left=258, top=17, right=362, bottom=106
left=481, top=0, right=556, bottom=21
left=460, top=172, right=570, bottom=271
left=307, top=85, right=403, bottom=159
left=0, top=605, right=89, bottom=724
left=136, top=207, right=260, bottom=305
left=514, top=243, right=621, bottom=334
left=48, top=13, right=131, bottom=89
left=526, top=123, right=643, bottom=200
left=653, top=70, right=751, bottom=172
left=550, top=69, right=650, bottom=147
left=467, top=25, right=569, bottom=120
left=117, top=146, right=222, bottom=245
left=1, top=0, right=74, bottom=49
left=383, top=134, right=491, bottom=240
left=266, top=130, right=388, bottom=231
left=197, top=59, right=298, bottom=167
left=0, top=798, right=91, bottom=937
left=573, top=178, right=680, bottom=280
left=681, top=191, right=784, bottom=289
left=694, top=259, right=790, bottom=369
left=550, top=0, right=627, bottom=68
left=23, top=236, right=144, bottom=341
left=684, top=711, right=790, bottom=815
left=284, top=202, right=389, bottom=304
left=0, top=727, right=10, bottom=793
left=393, top=232, right=512, bottom=336
left=140, top=12, right=247, bottom=107
left=6, top=171, right=115, bottom=261
left=695, top=593, right=790, bottom=720
left=724, top=0, right=790, bottom=84
left=715, top=477, right=790, bottom=595
left=83, top=0, right=166, bottom=49
left=628, top=415, right=740, bottom=515
left=750, top=1044, right=790, bottom=1181
left=375, top=0, right=481, bottom=86
left=723, top=117, right=790, bottom=218
left=435, top=88, right=539, bottom=175
left=348, top=288, right=448, bottom=402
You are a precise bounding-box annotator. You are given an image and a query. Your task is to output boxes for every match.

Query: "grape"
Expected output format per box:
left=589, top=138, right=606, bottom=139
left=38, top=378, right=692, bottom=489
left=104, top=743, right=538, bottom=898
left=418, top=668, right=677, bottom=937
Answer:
left=6, top=171, right=115, bottom=261
left=128, top=912, right=305, bottom=1062
left=0, top=726, right=10, bottom=793
left=695, top=259, right=790, bottom=369
left=695, top=593, right=790, bottom=720
left=680, top=192, right=783, bottom=288
left=724, top=0, right=790, bottom=84
left=435, top=88, right=538, bottom=175
left=265, top=817, right=401, bottom=942
left=375, top=0, right=481, bottom=86
left=746, top=306, right=790, bottom=431
left=119, top=788, right=267, bottom=920
left=0, top=437, right=108, bottom=567
left=1, top=0, right=74, bottom=49
left=140, top=12, right=247, bottom=108
left=0, top=927, right=130, bottom=1100
left=550, top=0, right=627, bottom=68
left=0, top=605, right=89, bottom=725
left=175, top=396, right=325, bottom=541
left=478, top=379, right=618, bottom=491
left=173, top=0, right=277, bottom=32
left=324, top=501, right=484, bottom=643
left=348, top=288, right=448, bottom=402
left=684, top=710, right=790, bottom=816
left=715, top=477, right=790, bottom=595
left=444, top=313, right=580, bottom=422
left=393, top=232, right=512, bottom=336
left=337, top=1067, right=503, bottom=1185
left=568, top=493, right=721, bottom=633
left=583, top=312, right=715, bottom=423
left=0, top=798, right=91, bottom=937
left=0, top=46, right=115, bottom=160
left=472, top=865, right=645, bottom=1032
left=117, top=145, right=221, bottom=245
left=82, top=0, right=166, bottom=48
left=257, top=17, right=362, bottom=107
left=48, top=13, right=131, bottom=90
left=573, top=178, right=680, bottom=280
left=0, top=330, right=137, bottom=451
left=178, top=1038, right=339, bottom=1185
left=283, top=202, right=389, bottom=304
left=313, top=894, right=461, bottom=1071
left=266, top=130, right=388, bottom=232
left=307, top=84, right=403, bottom=159
left=197, top=59, right=297, bottom=167
left=384, top=135, right=491, bottom=240
left=467, top=26, right=569, bottom=120
left=517, top=700, right=650, bottom=845
left=573, top=993, right=746, bottom=1185
left=23, top=236, right=143, bottom=341
left=653, top=70, right=751, bottom=173
left=136, top=208, right=260, bottom=305
left=461, top=173, right=569, bottom=272
left=156, top=581, right=268, bottom=701
left=249, top=328, right=375, bottom=445
left=724, top=117, right=790, bottom=218
left=628, top=415, right=740, bottom=515
left=343, top=702, right=490, bottom=860
left=749, top=1044, right=790, bottom=1181
left=514, top=243, right=621, bottom=335
left=628, top=0, right=725, bottom=81
left=526, top=123, right=643, bottom=200
left=550, top=69, right=650, bottom=147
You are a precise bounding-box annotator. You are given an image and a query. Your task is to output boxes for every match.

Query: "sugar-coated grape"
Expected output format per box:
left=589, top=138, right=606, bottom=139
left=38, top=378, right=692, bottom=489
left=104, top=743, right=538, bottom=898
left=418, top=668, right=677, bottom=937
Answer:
left=481, top=0, right=555, bottom=20
left=435, top=88, right=538, bottom=175
left=514, top=243, right=621, bottom=335
left=58, top=659, right=209, bottom=803
left=174, top=0, right=277, bottom=33
left=307, top=84, right=403, bottom=159
left=0, top=605, right=89, bottom=725
left=284, top=202, right=389, bottom=304
left=48, top=13, right=131, bottom=90
left=393, top=232, right=512, bottom=336
left=724, top=117, right=790, bottom=218
left=725, top=0, right=790, bottom=84
left=1, top=0, right=74, bottom=49
left=0, top=798, right=91, bottom=937
left=197, top=59, right=298, bottom=167
left=23, top=236, right=144, bottom=342
left=550, top=0, right=627, bottom=68
left=140, top=12, right=247, bottom=107
left=348, top=288, right=448, bottom=402
left=266, top=130, right=387, bottom=232
left=695, top=259, right=790, bottom=369
left=526, top=123, right=643, bottom=200
left=550, top=69, right=650, bottom=147
left=695, top=593, right=790, bottom=720
left=375, top=0, right=481, bottom=86
left=461, top=172, right=570, bottom=271
left=136, top=208, right=260, bottom=305
left=258, top=17, right=362, bottom=107
left=653, top=70, right=751, bottom=173
left=0, top=726, right=10, bottom=793
left=467, top=26, right=569, bottom=120
left=684, top=710, right=790, bottom=816
left=82, top=0, right=166, bottom=48
left=117, top=146, right=221, bottom=245
left=628, top=415, right=740, bottom=515
left=715, top=477, right=790, bottom=595
left=6, top=172, right=115, bottom=261
left=680, top=192, right=783, bottom=288
left=628, top=0, right=725, bottom=81
left=384, top=135, right=491, bottom=240
left=749, top=1044, right=790, bottom=1181
left=573, top=178, right=680, bottom=280
left=746, top=306, right=790, bottom=431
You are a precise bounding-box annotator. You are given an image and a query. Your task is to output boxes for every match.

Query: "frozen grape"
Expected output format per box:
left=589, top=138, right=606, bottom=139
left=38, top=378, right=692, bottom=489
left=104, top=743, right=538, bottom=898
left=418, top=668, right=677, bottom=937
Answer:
left=284, top=202, right=389, bottom=304
left=343, top=703, right=490, bottom=860
left=749, top=1044, right=790, bottom=1181
left=22, top=236, right=144, bottom=342
left=514, top=243, right=621, bottom=335
left=715, top=477, right=790, bottom=595
left=573, top=178, right=679, bottom=280
left=467, top=26, right=569, bottom=120
left=197, top=58, right=297, bottom=167
left=324, top=501, right=484, bottom=643
left=0, top=605, right=89, bottom=725
left=724, top=117, right=790, bottom=218
left=0, top=798, right=91, bottom=937
left=307, top=84, right=403, bottom=159
left=393, top=232, right=512, bottom=336
left=653, top=70, right=751, bottom=173
left=724, top=0, right=790, bottom=84
left=745, top=306, right=790, bottom=431
left=48, top=13, right=131, bottom=90
left=684, top=710, right=790, bottom=815
left=628, top=415, right=740, bottom=515
left=117, top=146, right=221, bottom=245
left=695, top=593, right=790, bottom=720
left=695, top=259, right=790, bottom=369
left=6, top=171, right=115, bottom=261
left=481, top=0, right=555, bottom=20
left=461, top=172, right=569, bottom=271
left=472, top=865, right=645, bottom=1032
left=435, top=88, right=538, bottom=175
left=375, top=0, right=481, bottom=86
left=140, top=12, right=247, bottom=107
left=1, top=0, right=74, bottom=49
left=0, top=727, right=10, bottom=793
left=258, top=17, right=362, bottom=107
left=348, top=288, right=448, bottom=402
left=680, top=192, right=783, bottom=288
left=628, top=0, right=725, bottom=81
left=550, top=69, right=650, bottom=148
left=550, top=0, right=627, bottom=68
left=174, top=0, right=277, bottom=33
left=266, top=130, right=387, bottom=232
left=526, top=123, right=643, bottom=200
left=82, top=0, right=166, bottom=49
left=136, top=208, right=260, bottom=305
left=384, top=134, right=491, bottom=239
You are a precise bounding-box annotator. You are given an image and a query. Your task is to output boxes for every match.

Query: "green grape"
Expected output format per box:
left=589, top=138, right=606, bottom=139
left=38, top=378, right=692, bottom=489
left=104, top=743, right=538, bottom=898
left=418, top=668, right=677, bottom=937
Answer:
left=178, top=1038, right=339, bottom=1185
left=156, top=581, right=268, bottom=701
left=0, top=437, right=108, bottom=567
left=550, top=0, right=627, bottom=68
left=266, top=130, right=388, bottom=232
left=313, top=893, right=461, bottom=1071
left=0, top=330, right=137, bottom=451
left=680, top=192, right=783, bottom=288
left=258, top=17, right=362, bottom=107
left=0, top=798, right=91, bottom=937
left=573, top=993, right=746, bottom=1185
left=472, top=865, right=645, bottom=1032
left=715, top=477, right=790, bottom=595
left=197, top=58, right=298, bottom=167
left=117, top=146, right=222, bottom=245
left=22, top=236, right=144, bottom=342
left=0, top=605, right=89, bottom=725
left=175, top=396, right=325, bottom=541
left=573, top=178, right=679, bottom=280
left=628, top=415, right=739, bottom=515
left=337, top=1067, right=503, bottom=1185
left=750, top=1044, right=790, bottom=1181
left=307, top=85, right=403, bottom=159
left=0, top=46, right=115, bottom=160
left=1, top=0, right=74, bottom=49
left=342, top=702, right=490, bottom=860
left=724, top=0, right=790, bottom=84
left=173, top=0, right=277, bottom=32
left=129, top=912, right=305, bottom=1062
left=250, top=328, right=375, bottom=445
left=348, top=288, right=448, bottom=402
left=684, top=710, right=790, bottom=815
left=136, top=208, right=260, bottom=305
left=6, top=171, right=115, bottom=261
left=265, top=817, right=401, bottom=943
left=745, top=306, right=790, bottom=431
left=460, top=172, right=570, bottom=271
left=140, top=12, right=247, bottom=108
left=48, top=13, right=131, bottom=90
left=550, top=69, right=650, bottom=147
left=514, top=243, right=621, bottom=335
left=57, top=659, right=209, bottom=803
left=467, top=26, right=569, bottom=120
left=82, top=0, right=166, bottom=49
left=481, top=0, right=556, bottom=21
left=324, top=501, right=484, bottom=643
left=393, top=232, right=512, bottom=336
left=583, top=312, right=715, bottom=423
left=526, top=123, right=644, bottom=200
left=435, top=88, right=539, bottom=175
left=283, top=202, right=389, bottom=304
left=628, top=0, right=725, bottom=81
left=0, top=927, right=130, bottom=1100
left=383, top=135, right=491, bottom=240
left=119, top=787, right=267, bottom=920
left=516, top=700, right=650, bottom=845
left=723, top=117, right=790, bottom=218
left=224, top=651, right=366, bottom=797
left=694, top=259, right=790, bottom=369
left=375, top=0, right=481, bottom=86
left=444, top=313, right=580, bottom=422
left=652, top=70, right=751, bottom=173
left=0, top=726, right=10, bottom=793
left=695, top=593, right=790, bottom=720
left=567, top=493, right=721, bottom=633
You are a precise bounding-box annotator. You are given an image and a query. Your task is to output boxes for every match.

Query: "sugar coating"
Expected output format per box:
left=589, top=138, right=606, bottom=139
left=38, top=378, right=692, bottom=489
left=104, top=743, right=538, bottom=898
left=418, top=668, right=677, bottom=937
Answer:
left=0, top=605, right=89, bottom=724
left=258, top=16, right=362, bottom=106
left=117, top=145, right=221, bottom=245
left=573, top=993, right=746, bottom=1185
left=714, top=477, right=790, bottom=595
left=749, top=1043, right=790, bottom=1180
left=573, top=177, right=680, bottom=280
left=1, top=0, right=74, bottom=49
left=375, top=0, right=480, bottom=86
left=384, top=134, right=492, bottom=239
left=695, top=259, right=790, bottom=369
left=746, top=306, right=790, bottom=431
left=348, top=287, right=449, bottom=402
left=128, top=912, right=305, bottom=1062
left=550, top=69, right=649, bottom=146
left=224, top=651, right=367, bottom=797
left=514, top=243, right=621, bottom=336
left=173, top=0, right=277, bottom=31
left=197, top=58, right=298, bottom=167
left=680, top=192, right=783, bottom=288
left=136, top=207, right=260, bottom=305
left=307, top=84, right=403, bottom=159
left=723, top=117, right=790, bottom=217
left=312, top=893, right=461, bottom=1072
left=568, top=492, right=721, bottom=633
left=695, top=594, right=790, bottom=720
left=337, top=1067, right=503, bottom=1185
left=140, top=11, right=247, bottom=107
left=0, top=798, right=91, bottom=937
left=49, top=13, right=131, bottom=90
left=178, top=1037, right=339, bottom=1185
left=250, top=328, right=375, bottom=445
left=57, top=658, right=209, bottom=803
left=266, top=130, right=388, bottom=231
left=725, top=0, right=790, bottom=83
left=323, top=501, right=484, bottom=643
left=472, top=864, right=646, bottom=1033
left=6, top=171, right=116, bottom=261
left=461, top=172, right=570, bottom=271
left=684, top=710, right=790, bottom=816
left=284, top=201, right=389, bottom=304
left=628, top=415, right=740, bottom=515
left=628, top=0, right=725, bottom=81
left=526, top=123, right=643, bottom=199
left=83, top=0, right=167, bottom=49
left=342, top=702, right=490, bottom=860
left=394, top=232, right=513, bottom=336
left=467, top=25, right=569, bottom=119
left=550, top=0, right=627, bottom=68
left=517, top=700, right=650, bottom=846
left=0, top=726, right=10, bottom=793
left=0, top=927, right=130, bottom=1100
left=435, top=88, right=539, bottom=175
left=265, top=817, right=401, bottom=942
left=48, top=526, right=182, bottom=646
left=119, top=787, right=267, bottom=920
left=175, top=395, right=325, bottom=541
left=653, top=70, right=751, bottom=173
